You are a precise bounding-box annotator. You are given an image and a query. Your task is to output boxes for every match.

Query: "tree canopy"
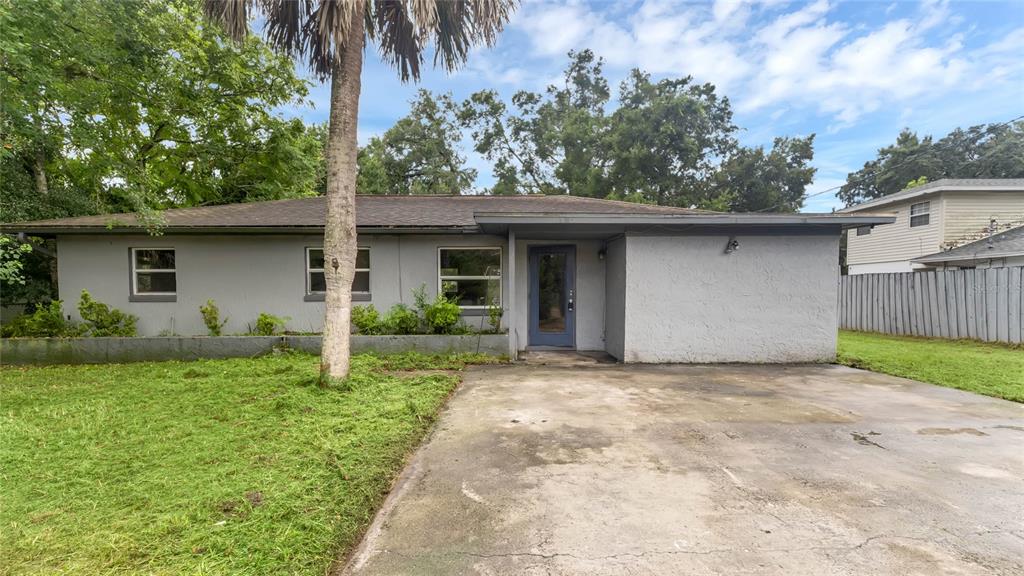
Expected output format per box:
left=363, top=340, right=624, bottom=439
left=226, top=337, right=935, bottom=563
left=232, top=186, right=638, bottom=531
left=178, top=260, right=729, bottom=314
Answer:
left=0, top=0, right=325, bottom=225
left=454, top=50, right=815, bottom=211
left=838, top=121, right=1024, bottom=206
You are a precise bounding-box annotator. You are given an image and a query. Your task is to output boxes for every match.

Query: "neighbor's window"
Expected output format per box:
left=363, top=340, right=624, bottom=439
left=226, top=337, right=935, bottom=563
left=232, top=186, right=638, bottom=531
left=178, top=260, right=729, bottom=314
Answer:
left=307, top=247, right=369, bottom=295
left=910, top=201, right=930, bottom=227
left=856, top=226, right=871, bottom=236
left=132, top=248, right=176, bottom=296
left=439, top=248, right=501, bottom=308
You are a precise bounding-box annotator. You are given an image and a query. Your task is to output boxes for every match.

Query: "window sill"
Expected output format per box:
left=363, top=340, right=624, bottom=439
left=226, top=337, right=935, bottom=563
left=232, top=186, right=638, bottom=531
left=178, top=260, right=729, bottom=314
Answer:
left=130, top=294, right=176, bottom=303
left=304, top=293, right=371, bottom=302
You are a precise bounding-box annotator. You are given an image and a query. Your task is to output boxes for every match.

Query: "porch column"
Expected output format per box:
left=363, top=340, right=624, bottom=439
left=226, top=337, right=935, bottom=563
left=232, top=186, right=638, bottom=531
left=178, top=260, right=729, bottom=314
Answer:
left=507, top=228, right=516, bottom=360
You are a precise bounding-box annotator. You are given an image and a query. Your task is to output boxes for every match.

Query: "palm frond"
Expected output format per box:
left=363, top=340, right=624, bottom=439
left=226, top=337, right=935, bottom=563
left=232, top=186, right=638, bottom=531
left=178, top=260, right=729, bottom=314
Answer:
left=303, top=0, right=362, bottom=79
left=262, top=0, right=314, bottom=57
left=202, top=0, right=251, bottom=41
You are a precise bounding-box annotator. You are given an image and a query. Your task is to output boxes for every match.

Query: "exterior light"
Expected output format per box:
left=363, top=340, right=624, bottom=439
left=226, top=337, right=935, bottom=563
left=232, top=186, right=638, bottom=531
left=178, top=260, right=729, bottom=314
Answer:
left=724, top=237, right=739, bottom=254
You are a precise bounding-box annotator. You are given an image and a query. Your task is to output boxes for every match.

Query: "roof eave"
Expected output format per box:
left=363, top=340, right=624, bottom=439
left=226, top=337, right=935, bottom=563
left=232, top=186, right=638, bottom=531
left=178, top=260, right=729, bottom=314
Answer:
left=473, top=212, right=895, bottom=228
left=838, top=185, right=1024, bottom=213
left=913, top=250, right=1024, bottom=264
left=1, top=224, right=481, bottom=235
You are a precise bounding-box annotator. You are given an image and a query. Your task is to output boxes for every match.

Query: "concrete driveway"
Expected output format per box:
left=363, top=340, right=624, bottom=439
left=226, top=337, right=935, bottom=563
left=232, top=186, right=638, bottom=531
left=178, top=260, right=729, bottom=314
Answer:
left=342, top=362, right=1024, bottom=575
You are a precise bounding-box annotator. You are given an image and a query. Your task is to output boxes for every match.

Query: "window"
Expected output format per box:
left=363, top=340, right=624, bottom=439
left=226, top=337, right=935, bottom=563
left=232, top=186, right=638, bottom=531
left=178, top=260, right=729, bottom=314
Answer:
left=439, top=247, right=501, bottom=308
left=910, top=201, right=930, bottom=227
left=306, top=247, right=369, bottom=300
left=856, top=226, right=871, bottom=236
left=131, top=248, right=176, bottom=301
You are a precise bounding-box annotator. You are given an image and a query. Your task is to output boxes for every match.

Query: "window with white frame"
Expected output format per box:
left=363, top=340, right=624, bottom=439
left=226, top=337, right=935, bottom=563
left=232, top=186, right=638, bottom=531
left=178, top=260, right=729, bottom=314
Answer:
left=131, top=248, right=176, bottom=296
left=438, top=247, right=501, bottom=308
left=909, top=201, right=930, bottom=227
left=306, top=247, right=369, bottom=295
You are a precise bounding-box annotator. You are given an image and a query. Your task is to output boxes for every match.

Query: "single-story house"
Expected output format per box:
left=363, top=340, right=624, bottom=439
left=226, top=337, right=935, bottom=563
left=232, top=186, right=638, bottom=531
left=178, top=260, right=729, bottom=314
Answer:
left=913, top=224, right=1024, bottom=270
left=3, top=195, right=891, bottom=362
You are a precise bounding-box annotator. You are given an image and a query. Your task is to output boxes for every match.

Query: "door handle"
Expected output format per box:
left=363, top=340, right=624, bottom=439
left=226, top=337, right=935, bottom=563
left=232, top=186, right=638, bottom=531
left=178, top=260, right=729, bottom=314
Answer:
left=568, top=288, right=575, bottom=312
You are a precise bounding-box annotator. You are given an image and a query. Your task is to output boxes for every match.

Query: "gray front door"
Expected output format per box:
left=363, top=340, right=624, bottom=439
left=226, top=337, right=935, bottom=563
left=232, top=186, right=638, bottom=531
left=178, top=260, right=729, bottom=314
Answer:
left=528, top=245, right=576, bottom=347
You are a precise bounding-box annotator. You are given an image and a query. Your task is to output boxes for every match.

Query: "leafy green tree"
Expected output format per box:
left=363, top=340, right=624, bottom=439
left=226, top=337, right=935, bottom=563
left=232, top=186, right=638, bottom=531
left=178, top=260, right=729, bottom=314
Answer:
left=460, top=50, right=793, bottom=209
left=357, top=91, right=476, bottom=195
left=1, top=0, right=322, bottom=221
left=838, top=121, right=1024, bottom=206
left=713, top=136, right=817, bottom=213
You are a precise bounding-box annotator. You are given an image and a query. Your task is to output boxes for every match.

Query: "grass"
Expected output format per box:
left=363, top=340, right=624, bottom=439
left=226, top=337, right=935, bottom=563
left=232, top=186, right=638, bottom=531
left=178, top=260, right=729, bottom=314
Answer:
left=837, top=330, right=1024, bottom=403
left=0, top=351, right=502, bottom=575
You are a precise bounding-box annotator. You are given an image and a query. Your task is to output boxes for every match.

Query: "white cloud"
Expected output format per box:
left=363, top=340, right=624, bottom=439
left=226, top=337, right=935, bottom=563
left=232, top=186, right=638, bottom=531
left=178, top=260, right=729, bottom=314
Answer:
left=511, top=0, right=1021, bottom=127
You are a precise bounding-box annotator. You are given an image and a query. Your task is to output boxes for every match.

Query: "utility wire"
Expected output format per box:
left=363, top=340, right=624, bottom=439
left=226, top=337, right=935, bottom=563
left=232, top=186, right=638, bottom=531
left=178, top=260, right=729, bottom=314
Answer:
left=757, top=113, right=1024, bottom=213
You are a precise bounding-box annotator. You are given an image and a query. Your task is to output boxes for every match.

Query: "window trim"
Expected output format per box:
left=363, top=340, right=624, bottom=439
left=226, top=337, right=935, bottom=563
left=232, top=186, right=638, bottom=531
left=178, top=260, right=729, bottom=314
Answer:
left=304, top=246, right=371, bottom=302
left=129, top=247, right=177, bottom=302
left=909, top=201, right=930, bottom=228
left=437, top=246, right=503, bottom=310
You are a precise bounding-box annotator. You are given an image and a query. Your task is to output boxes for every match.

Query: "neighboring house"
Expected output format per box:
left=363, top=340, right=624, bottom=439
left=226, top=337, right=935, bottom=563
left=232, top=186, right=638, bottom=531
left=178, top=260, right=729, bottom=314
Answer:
left=839, top=179, right=1024, bottom=275
left=4, top=195, right=889, bottom=362
left=913, top=224, right=1024, bottom=270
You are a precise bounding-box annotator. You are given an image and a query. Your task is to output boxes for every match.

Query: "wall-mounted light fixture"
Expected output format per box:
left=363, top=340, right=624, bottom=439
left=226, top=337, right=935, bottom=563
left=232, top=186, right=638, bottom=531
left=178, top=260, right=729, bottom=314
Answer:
left=598, top=248, right=607, bottom=260
left=724, top=237, right=740, bottom=254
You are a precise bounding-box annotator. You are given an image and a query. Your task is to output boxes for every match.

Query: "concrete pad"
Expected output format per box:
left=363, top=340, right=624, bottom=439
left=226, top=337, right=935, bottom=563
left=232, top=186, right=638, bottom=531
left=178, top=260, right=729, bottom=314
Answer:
left=340, top=364, right=1024, bottom=576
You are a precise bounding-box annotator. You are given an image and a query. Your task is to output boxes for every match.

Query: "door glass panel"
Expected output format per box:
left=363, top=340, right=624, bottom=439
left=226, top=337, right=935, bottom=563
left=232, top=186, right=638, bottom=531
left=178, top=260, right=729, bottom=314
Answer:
left=538, top=253, right=566, bottom=333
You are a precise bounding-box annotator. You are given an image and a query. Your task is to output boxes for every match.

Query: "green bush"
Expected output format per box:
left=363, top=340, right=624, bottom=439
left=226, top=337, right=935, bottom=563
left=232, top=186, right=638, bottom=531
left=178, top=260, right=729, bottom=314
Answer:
left=253, top=313, right=288, bottom=336
left=487, top=304, right=503, bottom=334
left=78, top=291, right=137, bottom=336
left=199, top=299, right=228, bottom=336
left=1, top=301, right=76, bottom=338
left=423, top=293, right=462, bottom=334
left=382, top=304, right=419, bottom=335
left=351, top=305, right=383, bottom=335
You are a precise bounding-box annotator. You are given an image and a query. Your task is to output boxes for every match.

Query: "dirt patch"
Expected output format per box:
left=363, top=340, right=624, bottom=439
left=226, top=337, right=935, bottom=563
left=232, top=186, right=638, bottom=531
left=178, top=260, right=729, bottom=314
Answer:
left=917, top=427, right=988, bottom=436
left=992, top=425, right=1024, bottom=433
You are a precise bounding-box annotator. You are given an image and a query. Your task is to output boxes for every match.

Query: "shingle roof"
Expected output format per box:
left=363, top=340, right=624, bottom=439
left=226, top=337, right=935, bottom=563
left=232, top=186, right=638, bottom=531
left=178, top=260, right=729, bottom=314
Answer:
left=838, top=178, right=1024, bottom=213
left=914, top=225, right=1024, bottom=264
left=1, top=194, right=706, bottom=232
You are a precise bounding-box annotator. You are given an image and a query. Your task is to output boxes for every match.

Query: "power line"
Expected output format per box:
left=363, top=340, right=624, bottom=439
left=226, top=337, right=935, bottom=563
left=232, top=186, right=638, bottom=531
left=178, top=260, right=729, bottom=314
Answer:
left=756, top=113, right=1024, bottom=213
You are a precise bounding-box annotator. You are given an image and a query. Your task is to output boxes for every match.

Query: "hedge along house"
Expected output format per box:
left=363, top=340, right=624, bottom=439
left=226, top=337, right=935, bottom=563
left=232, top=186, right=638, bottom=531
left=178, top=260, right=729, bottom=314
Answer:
left=4, top=195, right=892, bottom=362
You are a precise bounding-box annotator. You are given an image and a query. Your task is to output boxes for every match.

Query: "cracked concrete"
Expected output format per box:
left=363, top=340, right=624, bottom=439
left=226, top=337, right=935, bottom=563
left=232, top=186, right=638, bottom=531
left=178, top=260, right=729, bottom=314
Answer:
left=339, top=363, right=1024, bottom=575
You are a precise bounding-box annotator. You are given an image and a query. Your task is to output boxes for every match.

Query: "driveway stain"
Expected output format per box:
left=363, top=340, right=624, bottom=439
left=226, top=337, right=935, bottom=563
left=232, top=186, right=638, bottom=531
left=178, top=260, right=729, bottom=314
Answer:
left=917, top=427, right=988, bottom=436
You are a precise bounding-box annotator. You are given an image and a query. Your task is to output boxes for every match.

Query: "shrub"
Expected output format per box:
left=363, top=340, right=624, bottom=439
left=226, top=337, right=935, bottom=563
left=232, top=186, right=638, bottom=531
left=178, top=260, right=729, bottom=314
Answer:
left=199, top=299, right=228, bottom=336
left=78, top=291, right=137, bottom=336
left=382, top=304, right=419, bottom=335
left=423, top=293, right=461, bottom=334
left=351, top=305, right=382, bottom=335
left=253, top=313, right=288, bottom=336
left=487, top=304, right=503, bottom=334
left=1, top=301, right=75, bottom=338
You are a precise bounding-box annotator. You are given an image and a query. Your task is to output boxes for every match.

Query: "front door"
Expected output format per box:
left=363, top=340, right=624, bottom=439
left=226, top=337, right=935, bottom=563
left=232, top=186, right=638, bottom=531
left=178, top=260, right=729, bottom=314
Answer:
left=528, top=245, right=576, bottom=347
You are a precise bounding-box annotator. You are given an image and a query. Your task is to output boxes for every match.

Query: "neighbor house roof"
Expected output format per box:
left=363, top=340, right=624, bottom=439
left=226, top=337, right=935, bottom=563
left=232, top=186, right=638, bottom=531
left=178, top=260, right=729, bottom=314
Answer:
left=2, top=194, right=893, bottom=235
left=837, top=178, right=1024, bottom=213
left=914, top=225, right=1024, bottom=265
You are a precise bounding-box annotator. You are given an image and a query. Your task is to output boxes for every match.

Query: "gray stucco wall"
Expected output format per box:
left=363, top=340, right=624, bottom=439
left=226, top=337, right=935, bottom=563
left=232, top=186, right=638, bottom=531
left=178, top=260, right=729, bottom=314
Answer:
left=56, top=234, right=508, bottom=336
left=512, top=239, right=606, bottom=351
left=622, top=234, right=840, bottom=363
left=603, top=237, right=626, bottom=360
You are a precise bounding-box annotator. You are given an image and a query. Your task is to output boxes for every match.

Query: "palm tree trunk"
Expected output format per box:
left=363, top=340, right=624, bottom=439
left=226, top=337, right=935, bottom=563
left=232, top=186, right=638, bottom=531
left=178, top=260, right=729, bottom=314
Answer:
left=320, top=3, right=365, bottom=382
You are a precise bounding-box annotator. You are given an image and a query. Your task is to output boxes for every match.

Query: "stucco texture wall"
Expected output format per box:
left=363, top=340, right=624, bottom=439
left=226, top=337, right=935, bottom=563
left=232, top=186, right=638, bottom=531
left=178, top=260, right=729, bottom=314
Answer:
left=622, top=234, right=840, bottom=363
left=57, top=234, right=507, bottom=336
left=603, top=237, right=626, bottom=360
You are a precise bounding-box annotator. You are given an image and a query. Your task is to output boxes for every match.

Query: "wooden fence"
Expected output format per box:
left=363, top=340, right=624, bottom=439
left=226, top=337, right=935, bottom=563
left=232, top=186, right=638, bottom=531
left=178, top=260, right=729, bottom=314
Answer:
left=839, top=267, right=1023, bottom=344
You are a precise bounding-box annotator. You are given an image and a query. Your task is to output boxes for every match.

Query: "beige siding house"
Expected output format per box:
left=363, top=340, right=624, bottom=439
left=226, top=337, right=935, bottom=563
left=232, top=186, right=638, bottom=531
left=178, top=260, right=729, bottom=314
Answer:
left=839, top=179, right=1024, bottom=274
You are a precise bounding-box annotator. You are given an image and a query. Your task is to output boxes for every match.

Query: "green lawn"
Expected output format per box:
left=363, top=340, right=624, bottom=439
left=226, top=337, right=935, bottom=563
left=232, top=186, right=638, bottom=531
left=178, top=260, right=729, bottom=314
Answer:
left=0, top=351, right=499, bottom=575
left=837, top=330, right=1024, bottom=402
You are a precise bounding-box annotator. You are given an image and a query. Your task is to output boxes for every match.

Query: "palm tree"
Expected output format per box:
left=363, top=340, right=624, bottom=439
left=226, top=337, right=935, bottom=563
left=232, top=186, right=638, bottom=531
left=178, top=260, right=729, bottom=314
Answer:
left=203, top=0, right=516, bottom=380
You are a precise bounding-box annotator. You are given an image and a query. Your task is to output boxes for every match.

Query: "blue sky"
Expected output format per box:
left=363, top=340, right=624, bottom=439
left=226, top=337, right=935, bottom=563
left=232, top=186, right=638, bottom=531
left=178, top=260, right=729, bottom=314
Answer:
left=278, top=0, right=1024, bottom=212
